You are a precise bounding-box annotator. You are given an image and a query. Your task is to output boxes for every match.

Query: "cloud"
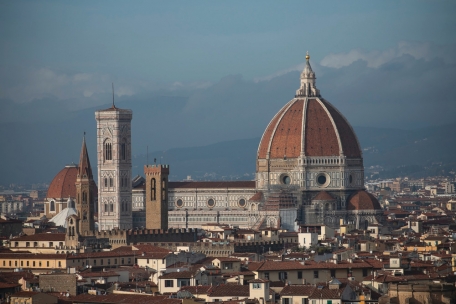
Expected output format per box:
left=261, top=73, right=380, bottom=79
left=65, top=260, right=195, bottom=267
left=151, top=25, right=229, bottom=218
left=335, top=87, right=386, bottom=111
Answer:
left=0, top=66, right=114, bottom=107
left=320, top=41, right=456, bottom=68
left=253, top=63, right=304, bottom=83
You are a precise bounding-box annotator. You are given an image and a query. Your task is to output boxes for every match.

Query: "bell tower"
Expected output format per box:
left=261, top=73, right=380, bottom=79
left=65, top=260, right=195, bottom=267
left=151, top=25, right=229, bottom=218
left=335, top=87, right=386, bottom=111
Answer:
left=75, top=134, right=96, bottom=234
left=144, top=164, right=169, bottom=230
left=95, top=98, right=133, bottom=231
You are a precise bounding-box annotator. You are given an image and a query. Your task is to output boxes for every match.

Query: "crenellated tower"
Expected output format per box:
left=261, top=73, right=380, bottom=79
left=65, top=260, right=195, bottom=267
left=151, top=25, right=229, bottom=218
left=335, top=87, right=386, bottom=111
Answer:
left=75, top=134, right=96, bottom=234
left=95, top=102, right=133, bottom=231
left=144, top=164, right=169, bottom=230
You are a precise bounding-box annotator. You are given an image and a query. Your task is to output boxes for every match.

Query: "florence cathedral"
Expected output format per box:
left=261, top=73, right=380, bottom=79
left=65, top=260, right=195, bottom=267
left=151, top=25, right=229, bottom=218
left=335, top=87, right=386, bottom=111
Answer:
left=44, top=53, right=382, bottom=233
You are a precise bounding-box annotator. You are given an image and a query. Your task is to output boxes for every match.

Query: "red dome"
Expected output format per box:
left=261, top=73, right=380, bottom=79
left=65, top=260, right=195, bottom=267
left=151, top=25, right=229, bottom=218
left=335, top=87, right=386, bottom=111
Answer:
left=47, top=165, right=78, bottom=199
left=346, top=190, right=382, bottom=211
left=313, top=191, right=335, bottom=201
left=257, top=98, right=361, bottom=160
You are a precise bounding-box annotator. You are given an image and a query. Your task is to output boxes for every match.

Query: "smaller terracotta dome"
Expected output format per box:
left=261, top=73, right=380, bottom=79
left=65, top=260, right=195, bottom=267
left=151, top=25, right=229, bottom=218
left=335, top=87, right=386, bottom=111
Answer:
left=346, top=190, right=382, bottom=211
left=313, top=191, right=335, bottom=201
left=47, top=165, right=78, bottom=199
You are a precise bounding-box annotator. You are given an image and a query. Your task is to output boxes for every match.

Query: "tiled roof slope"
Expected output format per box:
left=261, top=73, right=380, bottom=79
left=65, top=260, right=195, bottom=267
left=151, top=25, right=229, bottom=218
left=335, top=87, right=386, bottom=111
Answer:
left=347, top=190, right=382, bottom=211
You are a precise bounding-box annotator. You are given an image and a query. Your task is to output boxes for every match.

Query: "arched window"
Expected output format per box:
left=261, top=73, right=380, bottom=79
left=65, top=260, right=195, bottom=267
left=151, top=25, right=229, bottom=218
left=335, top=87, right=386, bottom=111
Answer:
left=121, top=203, right=124, bottom=212
left=82, top=192, right=87, bottom=203
left=162, top=178, right=167, bottom=200
left=109, top=178, right=113, bottom=187
left=104, top=178, right=108, bottom=188
left=50, top=200, right=55, bottom=212
left=104, top=141, right=112, bottom=161
left=151, top=178, right=156, bottom=201
left=104, top=204, right=108, bottom=212
left=110, top=203, right=113, bottom=212
left=83, top=211, right=87, bottom=220
left=121, top=140, right=126, bottom=160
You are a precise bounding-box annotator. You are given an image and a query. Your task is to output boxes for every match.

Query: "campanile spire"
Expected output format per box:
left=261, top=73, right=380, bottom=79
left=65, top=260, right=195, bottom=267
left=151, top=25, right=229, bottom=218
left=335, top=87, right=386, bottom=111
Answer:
left=295, top=51, right=320, bottom=97
left=75, top=133, right=95, bottom=233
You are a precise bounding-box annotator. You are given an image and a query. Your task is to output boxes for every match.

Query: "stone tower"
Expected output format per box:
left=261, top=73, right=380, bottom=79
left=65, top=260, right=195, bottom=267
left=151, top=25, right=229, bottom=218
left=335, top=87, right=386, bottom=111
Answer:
left=65, top=214, right=80, bottom=248
left=75, top=134, right=96, bottom=234
left=144, top=164, right=169, bottom=230
left=95, top=103, right=133, bottom=231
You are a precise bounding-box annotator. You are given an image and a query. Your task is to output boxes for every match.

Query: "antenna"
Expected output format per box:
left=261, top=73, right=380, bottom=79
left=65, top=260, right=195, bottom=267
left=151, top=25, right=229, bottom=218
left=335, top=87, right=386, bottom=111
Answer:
left=112, top=83, right=115, bottom=108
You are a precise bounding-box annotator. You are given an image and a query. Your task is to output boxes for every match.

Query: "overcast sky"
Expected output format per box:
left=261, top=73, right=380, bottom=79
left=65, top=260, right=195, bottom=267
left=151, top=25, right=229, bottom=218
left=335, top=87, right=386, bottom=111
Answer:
left=1, top=1, right=456, bottom=132
left=2, top=1, right=456, bottom=184
left=1, top=1, right=455, bottom=95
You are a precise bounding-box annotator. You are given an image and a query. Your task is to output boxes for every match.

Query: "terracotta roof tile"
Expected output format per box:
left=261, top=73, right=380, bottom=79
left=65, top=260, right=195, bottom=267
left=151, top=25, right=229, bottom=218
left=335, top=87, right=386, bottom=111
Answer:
left=270, top=99, right=304, bottom=158
left=309, top=284, right=348, bottom=299
left=180, top=285, right=212, bottom=294
left=249, top=191, right=264, bottom=201
left=313, top=191, right=335, bottom=201
left=159, top=271, right=194, bottom=279
left=304, top=99, right=339, bottom=156
left=208, top=284, right=250, bottom=297
left=258, top=102, right=290, bottom=159
left=346, top=190, right=382, bottom=211
left=280, top=285, right=315, bottom=296
left=12, top=233, right=66, bottom=242
left=47, top=166, right=78, bottom=199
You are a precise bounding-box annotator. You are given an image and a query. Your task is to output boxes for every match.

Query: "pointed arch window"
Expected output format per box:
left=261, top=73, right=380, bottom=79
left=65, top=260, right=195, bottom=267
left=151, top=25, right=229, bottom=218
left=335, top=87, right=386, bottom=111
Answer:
left=162, top=178, right=167, bottom=200
left=151, top=178, right=156, bottom=201
left=110, top=203, right=114, bottom=212
left=104, top=141, right=112, bottom=161
left=104, top=204, right=108, bottom=213
left=82, top=191, right=87, bottom=203
left=121, top=140, right=126, bottom=160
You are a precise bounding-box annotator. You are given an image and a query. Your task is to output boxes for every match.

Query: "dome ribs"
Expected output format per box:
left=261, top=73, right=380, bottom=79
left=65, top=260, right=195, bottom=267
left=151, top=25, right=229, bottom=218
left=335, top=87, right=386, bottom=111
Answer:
left=304, top=99, right=339, bottom=156
left=347, top=190, right=382, bottom=210
left=47, top=166, right=78, bottom=199
left=269, top=99, right=304, bottom=158
left=257, top=104, right=288, bottom=159
left=320, top=99, right=361, bottom=158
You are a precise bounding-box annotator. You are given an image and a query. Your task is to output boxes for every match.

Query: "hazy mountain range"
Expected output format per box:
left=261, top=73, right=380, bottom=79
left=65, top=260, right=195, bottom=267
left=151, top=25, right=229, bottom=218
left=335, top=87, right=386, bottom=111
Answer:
left=2, top=54, right=456, bottom=186
left=1, top=115, right=455, bottom=186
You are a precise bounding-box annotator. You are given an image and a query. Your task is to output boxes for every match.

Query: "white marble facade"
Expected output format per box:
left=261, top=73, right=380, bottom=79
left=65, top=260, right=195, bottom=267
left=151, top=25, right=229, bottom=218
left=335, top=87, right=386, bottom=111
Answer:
left=95, top=106, right=133, bottom=231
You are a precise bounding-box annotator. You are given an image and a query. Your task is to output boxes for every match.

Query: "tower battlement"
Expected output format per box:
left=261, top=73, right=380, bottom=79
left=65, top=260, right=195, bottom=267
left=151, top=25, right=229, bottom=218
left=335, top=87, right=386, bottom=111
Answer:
left=144, top=164, right=170, bottom=175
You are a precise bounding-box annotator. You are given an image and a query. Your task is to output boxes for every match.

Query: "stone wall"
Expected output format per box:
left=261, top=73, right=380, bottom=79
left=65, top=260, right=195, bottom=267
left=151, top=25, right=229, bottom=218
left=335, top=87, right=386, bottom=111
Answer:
left=80, top=228, right=198, bottom=249
left=387, top=283, right=456, bottom=304
left=137, top=240, right=286, bottom=257
left=39, top=273, right=77, bottom=296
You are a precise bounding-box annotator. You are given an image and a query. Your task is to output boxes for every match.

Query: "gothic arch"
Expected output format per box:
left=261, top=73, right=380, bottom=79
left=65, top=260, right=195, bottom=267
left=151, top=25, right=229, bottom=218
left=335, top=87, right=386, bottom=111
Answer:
left=151, top=178, right=156, bottom=201
left=103, top=139, right=112, bottom=161
left=266, top=217, right=277, bottom=228
left=120, top=138, right=127, bottom=160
